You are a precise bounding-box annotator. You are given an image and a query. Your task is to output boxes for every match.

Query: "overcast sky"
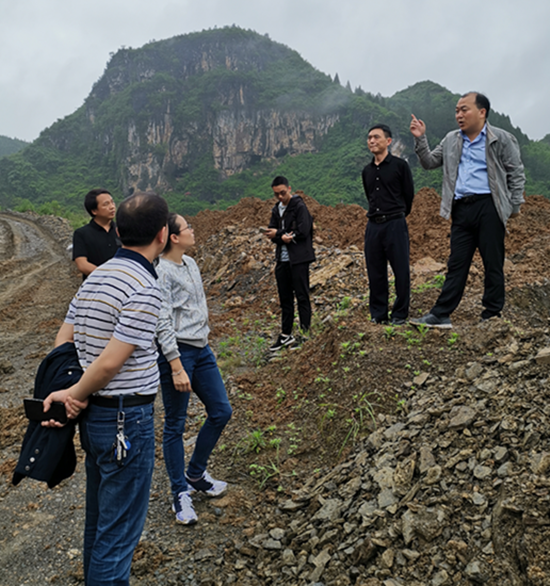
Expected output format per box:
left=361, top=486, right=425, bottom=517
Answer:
left=1, top=0, right=549, bottom=142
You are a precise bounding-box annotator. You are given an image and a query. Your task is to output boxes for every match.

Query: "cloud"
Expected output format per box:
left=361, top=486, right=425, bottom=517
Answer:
left=1, top=0, right=549, bottom=141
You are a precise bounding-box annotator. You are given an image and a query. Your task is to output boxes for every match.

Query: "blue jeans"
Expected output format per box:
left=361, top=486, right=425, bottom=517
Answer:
left=158, top=343, right=232, bottom=497
left=80, top=402, right=155, bottom=586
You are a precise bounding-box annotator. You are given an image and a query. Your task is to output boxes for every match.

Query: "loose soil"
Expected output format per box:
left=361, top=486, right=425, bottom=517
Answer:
left=1, top=190, right=550, bottom=585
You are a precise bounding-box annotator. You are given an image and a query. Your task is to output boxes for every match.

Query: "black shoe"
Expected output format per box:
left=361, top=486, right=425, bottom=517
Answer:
left=269, top=333, right=295, bottom=352
left=410, top=313, right=452, bottom=329
left=370, top=317, right=388, bottom=325
left=390, top=317, right=406, bottom=326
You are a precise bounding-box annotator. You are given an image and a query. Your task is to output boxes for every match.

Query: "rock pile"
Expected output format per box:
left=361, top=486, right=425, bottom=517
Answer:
left=222, top=319, right=550, bottom=585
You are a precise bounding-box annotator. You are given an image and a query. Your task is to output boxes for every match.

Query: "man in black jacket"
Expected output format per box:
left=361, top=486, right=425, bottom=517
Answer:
left=265, top=176, right=315, bottom=351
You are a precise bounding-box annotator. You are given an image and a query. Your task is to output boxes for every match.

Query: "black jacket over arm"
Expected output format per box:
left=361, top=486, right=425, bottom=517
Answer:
left=13, top=342, right=83, bottom=489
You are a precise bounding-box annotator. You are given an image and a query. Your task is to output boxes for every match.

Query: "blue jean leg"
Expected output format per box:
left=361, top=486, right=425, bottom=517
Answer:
left=80, top=402, right=155, bottom=586
left=159, top=344, right=232, bottom=497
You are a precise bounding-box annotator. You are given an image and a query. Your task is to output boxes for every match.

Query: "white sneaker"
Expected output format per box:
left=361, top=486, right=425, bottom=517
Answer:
left=172, top=491, right=198, bottom=525
left=185, top=471, right=227, bottom=497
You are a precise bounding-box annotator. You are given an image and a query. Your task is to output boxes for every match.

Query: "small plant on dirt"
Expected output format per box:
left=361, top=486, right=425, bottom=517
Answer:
left=448, top=332, right=460, bottom=347
left=338, top=296, right=352, bottom=311
left=275, top=387, right=286, bottom=405
left=412, top=274, right=446, bottom=294
left=338, top=390, right=377, bottom=457
left=395, top=394, right=406, bottom=412
left=249, top=461, right=280, bottom=490
left=246, top=429, right=266, bottom=453
left=384, top=325, right=396, bottom=339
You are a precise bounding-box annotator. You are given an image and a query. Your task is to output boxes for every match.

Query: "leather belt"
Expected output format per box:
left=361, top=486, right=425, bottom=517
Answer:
left=454, top=193, right=492, bottom=205
left=370, top=212, right=405, bottom=224
left=89, top=394, right=156, bottom=408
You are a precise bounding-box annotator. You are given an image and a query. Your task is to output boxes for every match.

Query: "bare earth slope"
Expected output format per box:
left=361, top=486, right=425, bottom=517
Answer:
left=1, top=191, right=550, bottom=585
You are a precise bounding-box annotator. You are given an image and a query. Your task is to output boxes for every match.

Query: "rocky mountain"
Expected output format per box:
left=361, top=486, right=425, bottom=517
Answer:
left=1, top=27, right=550, bottom=215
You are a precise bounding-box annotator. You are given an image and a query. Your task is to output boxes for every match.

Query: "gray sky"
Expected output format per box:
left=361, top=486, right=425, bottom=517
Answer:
left=1, top=0, right=549, bottom=142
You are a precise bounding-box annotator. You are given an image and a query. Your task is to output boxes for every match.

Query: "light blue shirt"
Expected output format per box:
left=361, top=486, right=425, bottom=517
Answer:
left=454, top=124, right=491, bottom=199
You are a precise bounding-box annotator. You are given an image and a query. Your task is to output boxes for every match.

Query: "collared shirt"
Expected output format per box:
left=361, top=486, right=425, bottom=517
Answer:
left=454, top=124, right=491, bottom=199
left=72, top=219, right=121, bottom=277
left=361, top=153, right=414, bottom=218
left=65, top=248, right=162, bottom=396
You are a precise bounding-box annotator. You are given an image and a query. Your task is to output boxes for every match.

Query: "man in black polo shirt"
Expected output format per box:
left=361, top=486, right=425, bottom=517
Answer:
left=72, top=189, right=120, bottom=279
left=362, top=124, right=414, bottom=325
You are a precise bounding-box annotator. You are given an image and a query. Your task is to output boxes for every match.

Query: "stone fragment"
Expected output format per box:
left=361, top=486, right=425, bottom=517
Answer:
left=380, top=548, right=394, bottom=569
left=262, top=539, right=282, bottom=550
left=282, top=549, right=296, bottom=565
left=378, top=488, right=398, bottom=509
left=413, top=372, right=429, bottom=386
left=466, top=362, right=483, bottom=380
left=269, top=528, right=285, bottom=541
left=509, top=360, right=529, bottom=371
left=472, top=492, right=487, bottom=506
left=473, top=465, right=492, bottom=480
left=373, top=467, right=395, bottom=490
left=313, top=498, right=343, bottom=521
left=497, top=461, right=513, bottom=477
left=432, top=569, right=450, bottom=585
left=448, top=405, right=476, bottom=429
left=424, top=465, right=442, bottom=485
left=384, top=422, right=406, bottom=441
left=535, top=347, right=550, bottom=365
left=464, top=559, right=488, bottom=582
left=493, top=446, right=508, bottom=462
left=419, top=446, right=436, bottom=473
left=530, top=452, right=550, bottom=475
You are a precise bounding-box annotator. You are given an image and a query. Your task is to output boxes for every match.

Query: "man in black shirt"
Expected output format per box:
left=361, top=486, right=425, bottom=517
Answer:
left=362, top=124, right=414, bottom=325
left=72, top=189, right=120, bottom=279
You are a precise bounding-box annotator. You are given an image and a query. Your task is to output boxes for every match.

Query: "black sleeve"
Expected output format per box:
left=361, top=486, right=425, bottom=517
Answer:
left=72, top=228, right=88, bottom=260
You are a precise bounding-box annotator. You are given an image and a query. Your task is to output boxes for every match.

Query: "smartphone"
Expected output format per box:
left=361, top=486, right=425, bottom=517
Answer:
left=24, top=398, right=68, bottom=424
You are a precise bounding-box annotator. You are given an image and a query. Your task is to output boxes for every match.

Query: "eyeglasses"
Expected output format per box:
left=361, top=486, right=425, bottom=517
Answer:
left=179, top=223, right=192, bottom=233
left=274, top=189, right=288, bottom=198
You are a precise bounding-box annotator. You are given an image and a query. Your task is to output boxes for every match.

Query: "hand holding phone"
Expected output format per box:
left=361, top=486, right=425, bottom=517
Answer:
left=24, top=398, right=68, bottom=424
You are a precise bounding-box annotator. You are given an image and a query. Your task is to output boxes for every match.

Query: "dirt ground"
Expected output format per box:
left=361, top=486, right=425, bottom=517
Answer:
left=1, top=190, right=550, bottom=585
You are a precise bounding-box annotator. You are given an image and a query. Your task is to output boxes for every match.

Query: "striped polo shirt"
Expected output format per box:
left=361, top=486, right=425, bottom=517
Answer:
left=65, top=248, right=162, bottom=396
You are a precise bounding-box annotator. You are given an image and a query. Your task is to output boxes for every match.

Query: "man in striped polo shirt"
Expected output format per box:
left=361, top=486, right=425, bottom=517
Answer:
left=43, top=192, right=169, bottom=586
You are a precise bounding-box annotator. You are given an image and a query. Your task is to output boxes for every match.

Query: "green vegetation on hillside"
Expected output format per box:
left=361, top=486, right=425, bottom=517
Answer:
left=0, top=135, right=28, bottom=158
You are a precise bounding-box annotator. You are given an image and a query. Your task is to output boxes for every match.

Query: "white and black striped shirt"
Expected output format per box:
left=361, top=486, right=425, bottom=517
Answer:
left=65, top=249, right=162, bottom=396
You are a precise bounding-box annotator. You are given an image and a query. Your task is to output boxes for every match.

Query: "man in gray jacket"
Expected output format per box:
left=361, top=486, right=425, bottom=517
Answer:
left=409, top=92, right=525, bottom=328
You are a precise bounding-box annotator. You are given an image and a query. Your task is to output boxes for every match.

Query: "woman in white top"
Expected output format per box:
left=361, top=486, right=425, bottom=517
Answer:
left=156, top=213, right=232, bottom=525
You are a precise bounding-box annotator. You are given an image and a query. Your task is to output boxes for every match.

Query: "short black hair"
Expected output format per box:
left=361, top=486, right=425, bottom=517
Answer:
left=271, top=176, right=289, bottom=188
left=116, top=192, right=169, bottom=247
left=84, top=188, right=112, bottom=217
left=164, top=212, right=181, bottom=253
left=462, top=92, right=491, bottom=119
left=368, top=124, right=392, bottom=139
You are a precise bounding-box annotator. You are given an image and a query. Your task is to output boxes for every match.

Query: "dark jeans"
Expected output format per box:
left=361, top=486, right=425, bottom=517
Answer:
left=275, top=261, right=311, bottom=335
left=432, top=195, right=505, bottom=319
left=364, top=217, right=410, bottom=321
left=80, top=402, right=155, bottom=586
left=158, top=343, right=232, bottom=497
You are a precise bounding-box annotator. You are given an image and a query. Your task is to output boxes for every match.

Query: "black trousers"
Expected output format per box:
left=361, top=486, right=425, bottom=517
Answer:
left=364, top=217, right=410, bottom=321
left=432, top=195, right=505, bottom=319
left=275, top=261, right=311, bottom=335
